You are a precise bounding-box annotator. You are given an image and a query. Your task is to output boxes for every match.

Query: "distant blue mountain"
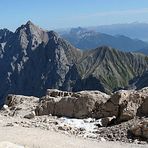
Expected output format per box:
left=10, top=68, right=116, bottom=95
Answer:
left=88, top=22, right=148, bottom=42
left=61, top=27, right=148, bottom=52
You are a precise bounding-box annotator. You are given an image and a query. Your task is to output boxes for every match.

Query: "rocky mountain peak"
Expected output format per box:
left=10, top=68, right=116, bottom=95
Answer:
left=14, top=21, right=49, bottom=50
left=92, top=46, right=116, bottom=57
left=17, top=21, right=44, bottom=37
left=26, top=20, right=35, bottom=26
left=70, top=27, right=88, bottom=35
left=68, top=27, right=98, bottom=38
left=20, top=21, right=41, bottom=32
left=24, top=21, right=43, bottom=35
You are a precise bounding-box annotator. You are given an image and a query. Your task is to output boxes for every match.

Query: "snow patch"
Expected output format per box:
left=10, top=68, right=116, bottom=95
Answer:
left=59, top=117, right=102, bottom=134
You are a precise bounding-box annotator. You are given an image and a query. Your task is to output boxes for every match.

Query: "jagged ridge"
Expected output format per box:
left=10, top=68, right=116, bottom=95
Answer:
left=0, top=21, right=148, bottom=105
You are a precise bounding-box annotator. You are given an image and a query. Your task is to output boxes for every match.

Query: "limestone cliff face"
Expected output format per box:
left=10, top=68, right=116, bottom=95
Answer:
left=0, top=21, right=82, bottom=102
left=0, top=21, right=148, bottom=105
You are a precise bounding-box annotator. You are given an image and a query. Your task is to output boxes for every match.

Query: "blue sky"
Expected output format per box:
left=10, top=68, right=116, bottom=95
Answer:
left=0, top=0, right=148, bottom=31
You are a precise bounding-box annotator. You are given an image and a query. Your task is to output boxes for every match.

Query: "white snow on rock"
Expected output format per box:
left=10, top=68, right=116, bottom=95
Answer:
left=59, top=117, right=102, bottom=138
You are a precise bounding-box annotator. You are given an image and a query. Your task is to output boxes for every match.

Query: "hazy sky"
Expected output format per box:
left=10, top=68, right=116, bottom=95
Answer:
left=0, top=0, right=148, bottom=31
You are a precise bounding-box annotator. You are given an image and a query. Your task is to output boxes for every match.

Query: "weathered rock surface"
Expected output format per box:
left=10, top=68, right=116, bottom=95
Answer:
left=4, top=94, right=39, bottom=117
left=46, top=89, right=72, bottom=97
left=130, top=121, right=148, bottom=140
left=1, top=88, right=148, bottom=144
left=3, top=87, right=148, bottom=121
left=35, top=89, right=110, bottom=118
left=92, top=87, right=148, bottom=122
left=35, top=88, right=148, bottom=121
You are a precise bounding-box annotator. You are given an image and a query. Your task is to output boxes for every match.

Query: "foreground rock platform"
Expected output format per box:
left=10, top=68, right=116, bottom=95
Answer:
left=0, top=141, right=26, bottom=148
left=0, top=126, right=146, bottom=148
left=1, top=87, right=148, bottom=145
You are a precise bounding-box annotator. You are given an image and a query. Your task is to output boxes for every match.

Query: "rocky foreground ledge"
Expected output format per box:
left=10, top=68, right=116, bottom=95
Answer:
left=1, top=88, right=148, bottom=145
left=0, top=141, right=26, bottom=148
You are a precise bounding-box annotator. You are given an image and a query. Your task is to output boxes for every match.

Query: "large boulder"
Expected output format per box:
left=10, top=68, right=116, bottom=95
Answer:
left=4, top=94, right=39, bottom=117
left=35, top=89, right=110, bottom=118
left=137, top=87, right=148, bottom=117
left=92, top=87, right=148, bottom=121
left=130, top=121, right=148, bottom=139
left=91, top=90, right=130, bottom=119
left=116, top=88, right=148, bottom=121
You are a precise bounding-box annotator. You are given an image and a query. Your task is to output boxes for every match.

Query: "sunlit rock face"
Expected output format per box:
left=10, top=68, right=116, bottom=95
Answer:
left=0, top=21, right=82, bottom=106
left=0, top=21, right=148, bottom=107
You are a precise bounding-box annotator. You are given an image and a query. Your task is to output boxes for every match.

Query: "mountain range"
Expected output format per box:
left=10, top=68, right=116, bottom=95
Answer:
left=57, top=22, right=148, bottom=41
left=88, top=22, right=148, bottom=42
left=61, top=27, right=148, bottom=54
left=0, top=21, right=148, bottom=105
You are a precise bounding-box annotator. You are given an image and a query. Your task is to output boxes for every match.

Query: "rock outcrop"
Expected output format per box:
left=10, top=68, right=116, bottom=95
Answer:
left=92, top=87, right=148, bottom=121
left=4, top=94, right=39, bottom=117
left=4, top=87, right=148, bottom=121
left=35, top=89, right=110, bottom=118
left=1, top=88, right=148, bottom=143
left=130, top=121, right=148, bottom=139
left=35, top=88, right=148, bottom=120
